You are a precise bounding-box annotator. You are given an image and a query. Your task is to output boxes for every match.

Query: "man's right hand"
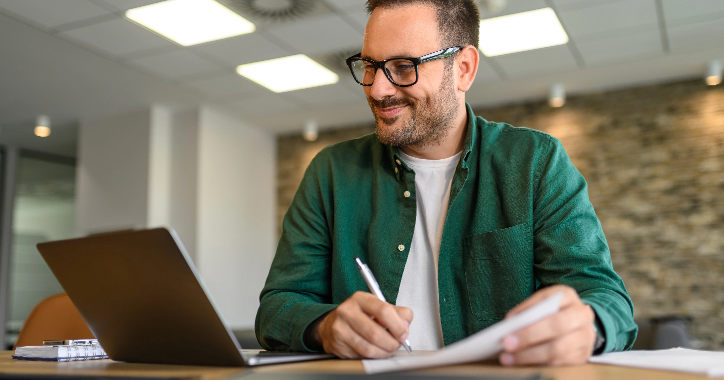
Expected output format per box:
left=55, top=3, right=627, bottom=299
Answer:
left=312, top=291, right=413, bottom=359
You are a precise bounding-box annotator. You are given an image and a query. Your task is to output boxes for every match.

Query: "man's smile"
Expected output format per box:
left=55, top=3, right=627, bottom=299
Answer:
left=376, top=105, right=407, bottom=119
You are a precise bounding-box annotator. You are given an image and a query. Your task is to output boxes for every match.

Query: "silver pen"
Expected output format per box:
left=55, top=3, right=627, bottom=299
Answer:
left=354, top=257, right=413, bottom=354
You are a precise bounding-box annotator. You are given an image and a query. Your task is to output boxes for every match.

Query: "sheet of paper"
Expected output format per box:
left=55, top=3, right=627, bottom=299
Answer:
left=589, top=348, right=724, bottom=378
left=362, top=292, right=563, bottom=374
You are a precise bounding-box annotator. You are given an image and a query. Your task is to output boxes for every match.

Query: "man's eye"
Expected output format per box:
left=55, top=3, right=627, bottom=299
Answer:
left=391, top=62, right=414, bottom=71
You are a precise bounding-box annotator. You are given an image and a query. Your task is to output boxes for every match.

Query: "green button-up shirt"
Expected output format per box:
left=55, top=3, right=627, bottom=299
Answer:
left=256, top=104, right=637, bottom=354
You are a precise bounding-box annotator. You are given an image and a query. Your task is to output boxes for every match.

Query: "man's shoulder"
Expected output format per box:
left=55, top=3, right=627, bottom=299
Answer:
left=308, top=132, right=382, bottom=170
left=320, top=132, right=380, bottom=155
left=475, top=116, right=557, bottom=150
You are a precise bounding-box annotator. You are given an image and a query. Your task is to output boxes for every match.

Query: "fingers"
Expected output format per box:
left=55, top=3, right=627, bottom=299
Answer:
left=506, top=285, right=577, bottom=318
left=394, top=305, right=414, bottom=325
left=500, top=323, right=596, bottom=366
left=344, top=327, right=399, bottom=359
left=318, top=292, right=413, bottom=359
left=340, top=304, right=403, bottom=352
left=504, top=303, right=594, bottom=353
left=321, top=317, right=393, bottom=359
left=499, top=285, right=597, bottom=367
left=355, top=292, right=411, bottom=344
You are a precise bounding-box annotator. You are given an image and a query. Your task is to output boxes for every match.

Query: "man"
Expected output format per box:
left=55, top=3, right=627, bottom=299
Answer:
left=256, top=0, right=637, bottom=366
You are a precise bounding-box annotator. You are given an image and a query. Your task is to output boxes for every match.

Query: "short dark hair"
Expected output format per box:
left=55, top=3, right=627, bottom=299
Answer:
left=365, top=0, right=480, bottom=48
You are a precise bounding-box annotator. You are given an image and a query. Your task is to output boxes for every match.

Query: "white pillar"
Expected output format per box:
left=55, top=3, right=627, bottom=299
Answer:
left=75, top=105, right=276, bottom=329
left=196, top=106, right=276, bottom=329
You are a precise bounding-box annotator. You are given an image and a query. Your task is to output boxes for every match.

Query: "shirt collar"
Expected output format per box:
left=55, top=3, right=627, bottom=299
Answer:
left=387, top=103, right=477, bottom=181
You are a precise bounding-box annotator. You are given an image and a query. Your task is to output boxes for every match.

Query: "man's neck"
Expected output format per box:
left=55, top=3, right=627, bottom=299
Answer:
left=399, top=102, right=468, bottom=160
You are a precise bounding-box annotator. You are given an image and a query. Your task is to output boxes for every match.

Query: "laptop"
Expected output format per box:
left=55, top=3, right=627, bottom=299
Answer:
left=36, top=228, right=333, bottom=367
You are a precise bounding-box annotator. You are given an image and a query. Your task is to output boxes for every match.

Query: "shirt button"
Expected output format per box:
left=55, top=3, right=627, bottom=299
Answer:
left=404, top=191, right=410, bottom=198
left=398, top=244, right=405, bottom=252
left=394, top=167, right=399, bottom=174
left=396, top=159, right=401, bottom=165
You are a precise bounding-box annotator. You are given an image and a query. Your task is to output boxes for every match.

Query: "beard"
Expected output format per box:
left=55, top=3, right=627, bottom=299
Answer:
left=368, top=64, right=459, bottom=148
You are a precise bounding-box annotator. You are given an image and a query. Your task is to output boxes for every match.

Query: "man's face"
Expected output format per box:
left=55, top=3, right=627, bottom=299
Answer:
left=362, top=4, right=459, bottom=148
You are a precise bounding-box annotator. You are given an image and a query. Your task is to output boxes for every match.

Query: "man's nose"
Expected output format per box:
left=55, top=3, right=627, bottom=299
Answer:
left=367, top=68, right=397, bottom=100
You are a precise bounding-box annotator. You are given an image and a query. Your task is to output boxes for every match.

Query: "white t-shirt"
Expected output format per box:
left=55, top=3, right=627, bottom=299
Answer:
left=395, top=149, right=462, bottom=351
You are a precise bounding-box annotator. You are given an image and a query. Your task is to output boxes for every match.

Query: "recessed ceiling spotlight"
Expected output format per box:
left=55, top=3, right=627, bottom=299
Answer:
left=303, top=120, right=318, bottom=141
left=126, top=0, right=255, bottom=46
left=706, top=60, right=722, bottom=86
left=549, top=83, right=565, bottom=108
left=479, top=7, right=568, bottom=57
left=35, top=115, right=51, bottom=137
left=236, top=55, right=338, bottom=93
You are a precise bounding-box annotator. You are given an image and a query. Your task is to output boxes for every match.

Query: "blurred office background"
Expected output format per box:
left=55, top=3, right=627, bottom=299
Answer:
left=0, top=0, right=722, bottom=350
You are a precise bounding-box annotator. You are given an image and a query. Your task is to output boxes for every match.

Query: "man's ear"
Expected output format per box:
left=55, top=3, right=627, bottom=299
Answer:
left=456, top=45, right=479, bottom=93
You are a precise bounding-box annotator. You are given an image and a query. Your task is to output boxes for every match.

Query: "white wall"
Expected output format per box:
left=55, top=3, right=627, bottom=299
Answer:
left=196, top=106, right=276, bottom=329
left=147, top=106, right=172, bottom=229
left=75, top=105, right=276, bottom=329
left=167, top=109, right=199, bottom=261
left=76, top=108, right=151, bottom=236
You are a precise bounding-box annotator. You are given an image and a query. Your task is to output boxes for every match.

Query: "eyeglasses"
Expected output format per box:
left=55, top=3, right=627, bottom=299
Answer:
left=346, top=46, right=462, bottom=87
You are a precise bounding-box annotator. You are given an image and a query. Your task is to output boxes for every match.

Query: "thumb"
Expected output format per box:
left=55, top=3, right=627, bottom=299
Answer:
left=394, top=305, right=413, bottom=325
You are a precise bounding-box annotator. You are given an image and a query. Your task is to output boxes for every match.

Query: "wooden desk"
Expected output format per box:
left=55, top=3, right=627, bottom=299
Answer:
left=0, top=351, right=707, bottom=380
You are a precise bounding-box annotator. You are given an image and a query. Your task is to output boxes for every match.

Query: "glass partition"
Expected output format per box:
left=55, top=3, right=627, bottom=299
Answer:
left=5, top=155, right=76, bottom=347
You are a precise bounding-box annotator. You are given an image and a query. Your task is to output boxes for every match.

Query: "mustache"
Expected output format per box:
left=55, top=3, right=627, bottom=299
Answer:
left=368, top=96, right=412, bottom=110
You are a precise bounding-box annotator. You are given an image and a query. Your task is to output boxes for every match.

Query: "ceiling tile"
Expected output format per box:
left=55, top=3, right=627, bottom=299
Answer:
left=58, top=18, right=174, bottom=57
left=127, top=50, right=221, bottom=79
left=476, top=55, right=504, bottom=83
left=325, top=0, right=366, bottom=12
left=336, top=77, right=368, bottom=99
left=550, top=0, right=619, bottom=11
left=92, top=0, right=163, bottom=12
left=558, top=0, right=657, bottom=39
left=482, top=0, right=548, bottom=18
left=668, top=17, right=724, bottom=53
left=577, top=29, right=663, bottom=66
left=492, top=45, right=579, bottom=78
left=265, top=14, right=363, bottom=55
left=662, top=0, right=724, bottom=22
left=228, top=94, right=303, bottom=117
left=0, top=0, right=110, bottom=30
left=183, top=74, right=265, bottom=99
left=192, top=33, right=290, bottom=66
left=342, top=8, right=368, bottom=31
left=280, top=83, right=360, bottom=107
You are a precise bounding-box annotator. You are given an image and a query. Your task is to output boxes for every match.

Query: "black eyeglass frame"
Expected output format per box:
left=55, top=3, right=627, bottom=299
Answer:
left=346, top=46, right=463, bottom=87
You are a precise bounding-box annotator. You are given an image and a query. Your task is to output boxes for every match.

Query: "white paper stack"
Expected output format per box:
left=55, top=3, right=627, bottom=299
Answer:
left=362, top=292, right=563, bottom=374
left=589, top=348, right=724, bottom=378
left=14, top=344, right=108, bottom=361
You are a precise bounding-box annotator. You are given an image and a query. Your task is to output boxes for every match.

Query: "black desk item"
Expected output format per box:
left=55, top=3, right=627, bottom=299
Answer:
left=37, top=228, right=332, bottom=367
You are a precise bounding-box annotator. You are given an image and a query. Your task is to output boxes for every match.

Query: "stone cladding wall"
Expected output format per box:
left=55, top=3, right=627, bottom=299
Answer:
left=276, top=79, right=724, bottom=349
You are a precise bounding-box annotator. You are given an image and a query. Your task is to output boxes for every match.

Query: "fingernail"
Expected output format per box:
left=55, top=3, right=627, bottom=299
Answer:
left=503, top=335, right=519, bottom=351
left=500, top=353, right=514, bottom=366
left=400, top=333, right=408, bottom=342
left=404, top=321, right=410, bottom=328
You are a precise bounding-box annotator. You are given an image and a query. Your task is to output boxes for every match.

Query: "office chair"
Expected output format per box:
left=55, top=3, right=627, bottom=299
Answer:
left=13, top=293, right=94, bottom=349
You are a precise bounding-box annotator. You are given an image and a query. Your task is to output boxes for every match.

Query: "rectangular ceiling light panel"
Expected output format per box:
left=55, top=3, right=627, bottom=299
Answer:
left=479, top=7, right=568, bottom=57
left=237, top=55, right=339, bottom=93
left=126, top=0, right=255, bottom=46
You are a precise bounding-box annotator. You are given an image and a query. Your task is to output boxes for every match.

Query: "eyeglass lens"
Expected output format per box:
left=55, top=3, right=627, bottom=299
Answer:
left=351, top=59, right=417, bottom=86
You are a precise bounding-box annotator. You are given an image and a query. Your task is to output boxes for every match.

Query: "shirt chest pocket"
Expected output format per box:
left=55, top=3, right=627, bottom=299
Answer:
left=463, top=223, right=535, bottom=322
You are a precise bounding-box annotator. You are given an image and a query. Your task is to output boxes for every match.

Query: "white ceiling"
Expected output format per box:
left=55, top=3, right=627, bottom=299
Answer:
left=1, top=0, right=723, bottom=157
